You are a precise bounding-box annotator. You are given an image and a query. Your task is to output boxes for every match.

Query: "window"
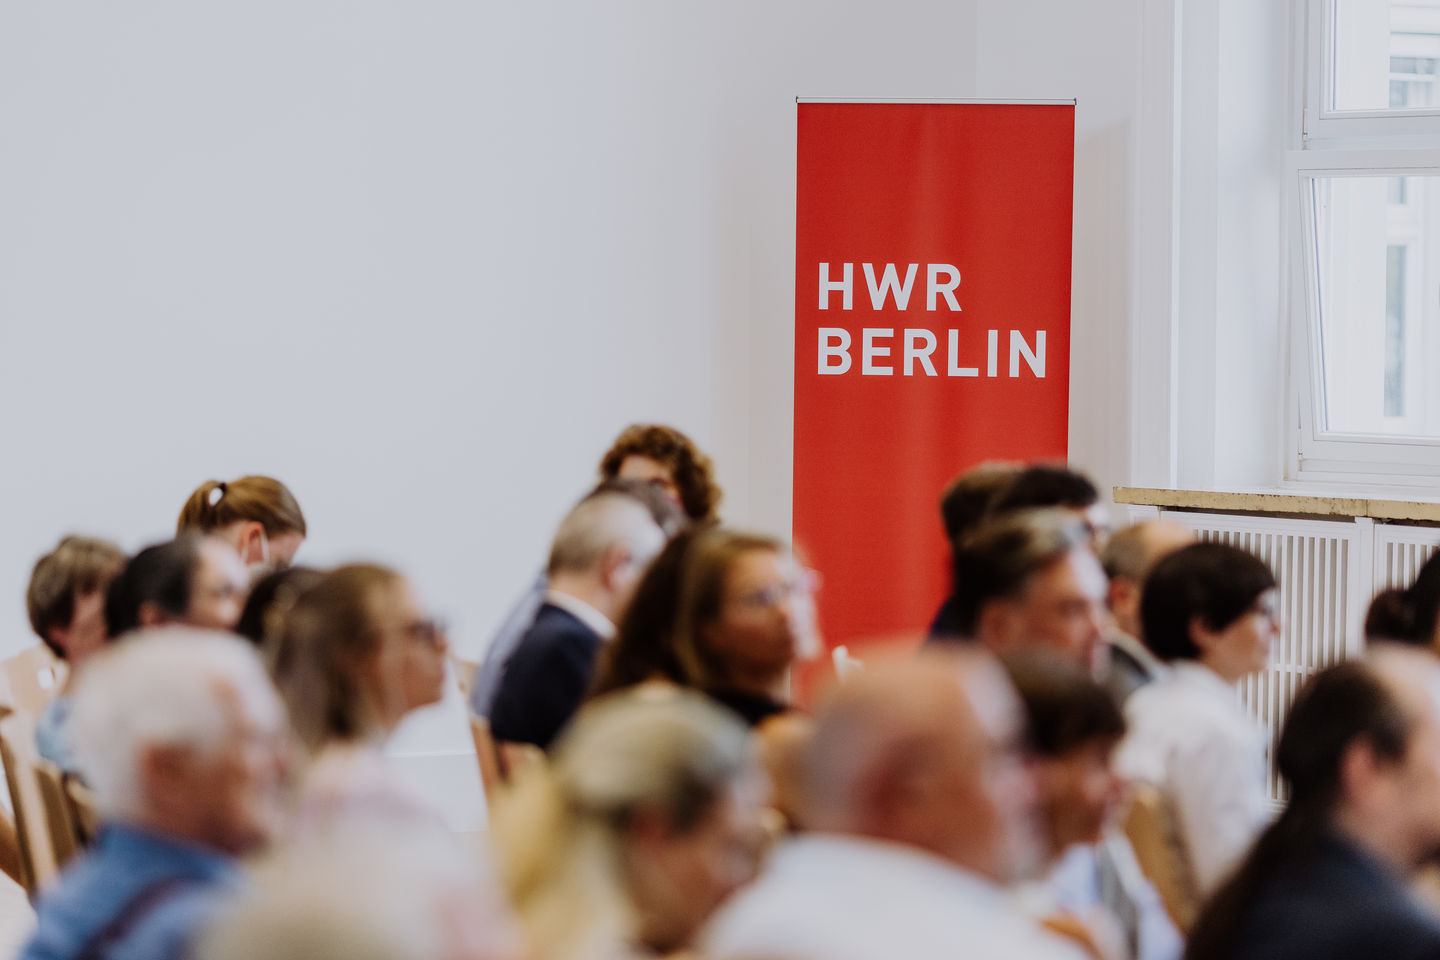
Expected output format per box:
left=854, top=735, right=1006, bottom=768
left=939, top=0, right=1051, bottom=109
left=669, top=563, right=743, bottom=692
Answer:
left=1292, top=0, right=1440, bottom=480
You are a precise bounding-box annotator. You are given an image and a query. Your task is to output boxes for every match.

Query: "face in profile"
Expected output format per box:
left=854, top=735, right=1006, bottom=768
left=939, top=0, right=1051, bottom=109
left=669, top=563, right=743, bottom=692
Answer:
left=182, top=678, right=292, bottom=855
left=625, top=761, right=770, bottom=954
left=1009, top=547, right=1109, bottom=674
left=617, top=454, right=682, bottom=507
left=1033, top=738, right=1126, bottom=855
left=188, top=538, right=251, bottom=631
left=703, top=549, right=810, bottom=685
left=360, top=577, right=449, bottom=727
left=1194, top=587, right=1280, bottom=682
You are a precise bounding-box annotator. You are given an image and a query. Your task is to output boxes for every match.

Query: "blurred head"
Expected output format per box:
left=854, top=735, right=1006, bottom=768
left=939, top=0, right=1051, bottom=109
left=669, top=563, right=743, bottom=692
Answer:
left=69, top=630, right=290, bottom=855
left=105, top=535, right=249, bottom=638
left=178, top=476, right=307, bottom=572
left=271, top=564, right=448, bottom=752
left=801, top=650, right=1040, bottom=883
left=197, top=827, right=522, bottom=960
left=1005, top=652, right=1126, bottom=856
left=989, top=463, right=1109, bottom=547
left=672, top=528, right=817, bottom=695
left=1186, top=649, right=1440, bottom=960
left=548, top=492, right=667, bottom=625
left=952, top=509, right=1108, bottom=673
left=26, top=535, right=126, bottom=663
left=1100, top=520, right=1194, bottom=639
left=938, top=461, right=1022, bottom=547
left=1364, top=552, right=1440, bottom=649
left=495, top=688, right=765, bottom=959
left=1141, top=542, right=1279, bottom=682
left=588, top=477, right=690, bottom=539
left=234, top=566, right=325, bottom=648
left=599, top=424, right=723, bottom=524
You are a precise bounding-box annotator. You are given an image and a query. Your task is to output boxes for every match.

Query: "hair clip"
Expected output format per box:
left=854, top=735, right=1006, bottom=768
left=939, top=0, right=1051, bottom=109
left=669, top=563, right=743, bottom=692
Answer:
left=208, top=482, right=228, bottom=507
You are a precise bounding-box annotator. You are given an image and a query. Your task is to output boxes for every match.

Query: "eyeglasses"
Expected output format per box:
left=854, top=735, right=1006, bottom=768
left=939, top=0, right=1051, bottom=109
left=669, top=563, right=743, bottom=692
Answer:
left=729, top=568, right=823, bottom=613
left=402, top=618, right=448, bottom=649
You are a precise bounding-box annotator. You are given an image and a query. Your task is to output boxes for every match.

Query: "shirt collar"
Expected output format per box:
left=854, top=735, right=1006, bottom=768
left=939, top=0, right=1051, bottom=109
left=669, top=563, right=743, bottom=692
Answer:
left=543, top=588, right=616, bottom=639
left=97, top=822, right=240, bottom=884
left=1169, top=660, right=1239, bottom=697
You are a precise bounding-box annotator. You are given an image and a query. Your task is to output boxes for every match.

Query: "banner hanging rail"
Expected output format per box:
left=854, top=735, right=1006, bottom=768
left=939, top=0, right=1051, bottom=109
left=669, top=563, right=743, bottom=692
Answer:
left=796, top=97, right=1076, bottom=105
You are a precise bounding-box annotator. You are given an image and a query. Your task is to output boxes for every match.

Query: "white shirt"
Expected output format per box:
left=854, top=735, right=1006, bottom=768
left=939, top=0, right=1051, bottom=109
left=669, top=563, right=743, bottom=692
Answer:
left=701, top=833, right=1086, bottom=960
left=1115, top=661, right=1270, bottom=898
left=543, top=588, right=616, bottom=639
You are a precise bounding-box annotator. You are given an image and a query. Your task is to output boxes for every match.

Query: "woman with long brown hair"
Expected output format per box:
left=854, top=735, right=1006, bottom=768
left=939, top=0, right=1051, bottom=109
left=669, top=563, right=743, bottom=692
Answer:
left=178, top=475, right=307, bottom=573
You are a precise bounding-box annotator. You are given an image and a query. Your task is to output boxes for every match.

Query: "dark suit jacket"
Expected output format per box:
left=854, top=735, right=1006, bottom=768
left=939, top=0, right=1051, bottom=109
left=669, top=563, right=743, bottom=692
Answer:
left=1219, top=831, right=1440, bottom=960
left=487, top=602, right=602, bottom=750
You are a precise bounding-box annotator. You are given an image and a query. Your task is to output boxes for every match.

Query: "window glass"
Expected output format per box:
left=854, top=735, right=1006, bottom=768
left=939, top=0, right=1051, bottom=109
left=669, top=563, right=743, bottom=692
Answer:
left=1311, top=175, right=1439, bottom=437
left=1332, top=1, right=1440, bottom=112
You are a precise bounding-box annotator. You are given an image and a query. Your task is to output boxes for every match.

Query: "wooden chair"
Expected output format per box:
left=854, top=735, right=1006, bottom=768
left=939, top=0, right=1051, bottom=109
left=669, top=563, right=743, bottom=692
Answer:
left=0, top=646, right=67, bottom=718
left=451, top=656, right=479, bottom=701
left=1122, top=783, right=1198, bottom=933
left=65, top=778, right=99, bottom=846
left=0, top=711, right=59, bottom=896
left=469, top=713, right=547, bottom=801
left=34, top=760, right=82, bottom=869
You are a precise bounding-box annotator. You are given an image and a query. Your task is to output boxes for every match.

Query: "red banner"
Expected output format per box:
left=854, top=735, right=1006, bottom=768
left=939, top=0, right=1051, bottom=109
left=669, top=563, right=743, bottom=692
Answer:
left=793, top=101, right=1074, bottom=658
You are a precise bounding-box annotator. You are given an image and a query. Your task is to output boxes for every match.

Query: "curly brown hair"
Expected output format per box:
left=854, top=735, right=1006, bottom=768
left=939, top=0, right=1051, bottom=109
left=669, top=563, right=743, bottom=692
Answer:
left=598, top=424, right=722, bottom=523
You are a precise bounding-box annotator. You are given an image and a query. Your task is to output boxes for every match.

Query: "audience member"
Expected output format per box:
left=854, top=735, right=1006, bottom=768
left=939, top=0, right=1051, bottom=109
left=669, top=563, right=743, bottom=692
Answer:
left=592, top=527, right=818, bottom=727
left=1116, top=542, right=1279, bottom=899
left=269, top=564, right=450, bottom=827
left=25, top=535, right=127, bottom=771
left=929, top=461, right=1022, bottom=639
left=495, top=687, right=767, bottom=960
left=104, top=535, right=249, bottom=638
left=1098, top=521, right=1193, bottom=700
left=19, top=631, right=290, bottom=960
left=591, top=529, right=700, bottom=697
left=1186, top=649, right=1440, bottom=960
left=598, top=423, right=723, bottom=524
left=177, top=476, right=307, bottom=574
left=1363, top=549, right=1440, bottom=649
left=1007, top=653, right=1181, bottom=960
left=470, top=477, right=685, bottom=720
left=232, top=566, right=324, bottom=648
left=196, top=826, right=522, bottom=960
left=701, top=651, right=1083, bottom=960
left=489, top=493, right=666, bottom=749
left=942, top=509, right=1109, bottom=674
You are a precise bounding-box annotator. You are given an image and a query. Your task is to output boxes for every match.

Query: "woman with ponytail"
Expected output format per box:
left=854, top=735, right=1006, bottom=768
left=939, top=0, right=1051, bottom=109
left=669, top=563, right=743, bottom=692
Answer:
left=177, top=475, right=307, bottom=574
left=1364, top=550, right=1440, bottom=649
left=1185, top=649, right=1440, bottom=960
left=492, top=687, right=767, bottom=960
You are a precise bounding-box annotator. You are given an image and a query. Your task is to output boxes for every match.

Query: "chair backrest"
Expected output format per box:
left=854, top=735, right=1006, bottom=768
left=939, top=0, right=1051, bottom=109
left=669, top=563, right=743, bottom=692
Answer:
left=34, top=760, right=81, bottom=869
left=65, top=778, right=99, bottom=847
left=0, top=711, right=59, bottom=895
left=451, top=656, right=479, bottom=701
left=469, top=713, right=504, bottom=800
left=0, top=647, right=67, bottom=718
left=1121, top=782, right=1198, bottom=933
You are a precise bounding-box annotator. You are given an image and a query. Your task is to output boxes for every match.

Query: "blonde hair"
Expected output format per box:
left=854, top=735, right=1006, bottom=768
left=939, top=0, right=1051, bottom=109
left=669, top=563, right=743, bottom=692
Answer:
left=178, top=476, right=307, bottom=538
left=268, top=564, right=404, bottom=752
left=494, top=688, right=753, bottom=960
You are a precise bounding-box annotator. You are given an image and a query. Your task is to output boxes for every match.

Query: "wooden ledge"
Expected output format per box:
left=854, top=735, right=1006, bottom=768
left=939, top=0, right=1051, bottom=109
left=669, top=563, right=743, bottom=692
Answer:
left=1112, top=486, right=1440, bottom=524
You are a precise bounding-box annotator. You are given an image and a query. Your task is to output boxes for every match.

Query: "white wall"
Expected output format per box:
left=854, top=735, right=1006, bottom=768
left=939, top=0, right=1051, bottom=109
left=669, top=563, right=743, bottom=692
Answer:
left=0, top=1, right=991, bottom=664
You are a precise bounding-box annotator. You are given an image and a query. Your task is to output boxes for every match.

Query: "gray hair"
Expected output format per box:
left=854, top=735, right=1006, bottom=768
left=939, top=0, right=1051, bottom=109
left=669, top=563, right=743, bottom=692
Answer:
left=950, top=508, right=1092, bottom=637
left=69, top=628, right=282, bottom=819
left=547, top=491, right=664, bottom=577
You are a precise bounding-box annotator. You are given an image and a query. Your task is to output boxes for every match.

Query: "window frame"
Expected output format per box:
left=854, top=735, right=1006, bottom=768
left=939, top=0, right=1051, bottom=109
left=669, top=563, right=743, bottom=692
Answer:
left=1288, top=0, right=1440, bottom=483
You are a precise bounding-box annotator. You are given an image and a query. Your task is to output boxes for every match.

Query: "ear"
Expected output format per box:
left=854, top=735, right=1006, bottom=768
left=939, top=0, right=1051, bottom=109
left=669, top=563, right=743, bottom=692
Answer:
left=1339, top=738, right=1385, bottom=811
left=977, top=599, right=1020, bottom=651
left=45, top=625, right=71, bottom=658
left=1107, top=577, right=1136, bottom=617
left=1188, top=614, right=1218, bottom=655
left=239, top=521, right=266, bottom=564
left=137, top=742, right=195, bottom=799
left=136, top=601, right=171, bottom=628
left=599, top=543, right=634, bottom=593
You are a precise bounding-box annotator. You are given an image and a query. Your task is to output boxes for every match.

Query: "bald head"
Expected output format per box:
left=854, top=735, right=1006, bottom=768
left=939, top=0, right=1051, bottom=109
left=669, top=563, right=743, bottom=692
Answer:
left=801, top=650, right=1040, bottom=883
left=1100, top=520, right=1193, bottom=639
